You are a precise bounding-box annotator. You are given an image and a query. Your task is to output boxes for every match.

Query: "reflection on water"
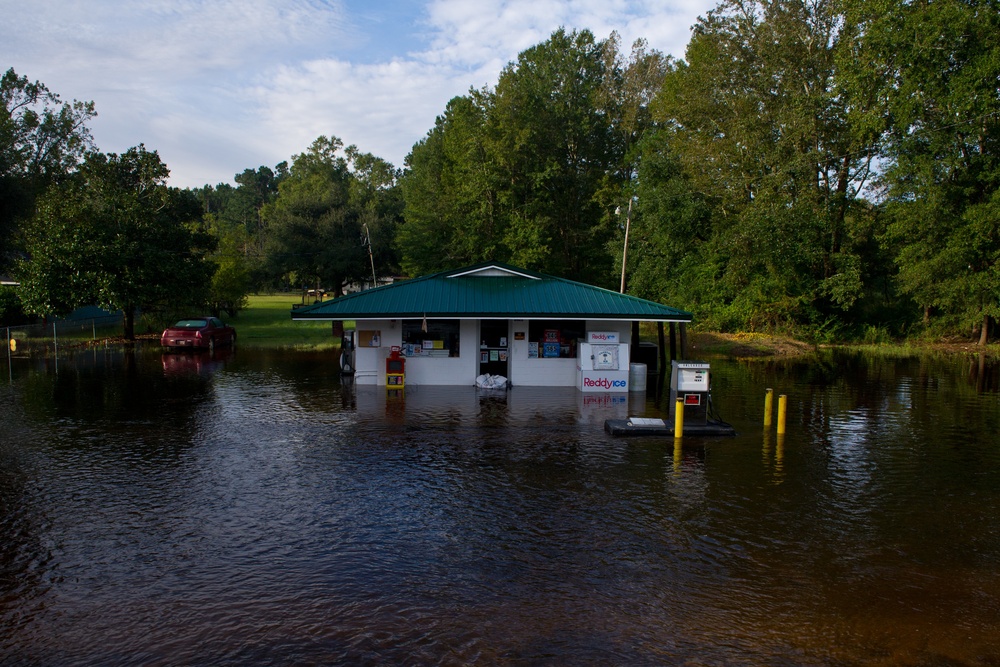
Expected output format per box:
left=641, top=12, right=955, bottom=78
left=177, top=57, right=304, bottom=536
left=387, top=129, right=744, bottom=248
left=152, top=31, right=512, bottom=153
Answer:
left=2, top=346, right=1000, bottom=665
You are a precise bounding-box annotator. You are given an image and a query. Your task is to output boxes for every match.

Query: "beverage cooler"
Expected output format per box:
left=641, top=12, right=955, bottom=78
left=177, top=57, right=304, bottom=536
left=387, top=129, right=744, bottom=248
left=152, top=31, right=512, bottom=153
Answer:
left=577, top=332, right=630, bottom=392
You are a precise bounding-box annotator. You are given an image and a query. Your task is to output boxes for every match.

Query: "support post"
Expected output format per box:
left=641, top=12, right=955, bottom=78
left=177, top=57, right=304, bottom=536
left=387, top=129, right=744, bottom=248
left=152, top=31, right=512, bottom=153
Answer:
left=631, top=321, right=640, bottom=362
left=764, top=388, right=773, bottom=427
left=657, top=322, right=667, bottom=377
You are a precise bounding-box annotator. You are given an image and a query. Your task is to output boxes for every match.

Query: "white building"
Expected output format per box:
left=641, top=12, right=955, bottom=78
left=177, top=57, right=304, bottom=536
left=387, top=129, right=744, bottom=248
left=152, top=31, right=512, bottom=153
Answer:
left=291, top=262, right=692, bottom=391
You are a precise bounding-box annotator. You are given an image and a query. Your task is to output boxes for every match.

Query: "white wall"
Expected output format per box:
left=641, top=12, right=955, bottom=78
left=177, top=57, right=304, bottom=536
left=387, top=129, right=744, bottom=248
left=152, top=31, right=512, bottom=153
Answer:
left=351, top=319, right=478, bottom=386
left=352, top=319, right=634, bottom=388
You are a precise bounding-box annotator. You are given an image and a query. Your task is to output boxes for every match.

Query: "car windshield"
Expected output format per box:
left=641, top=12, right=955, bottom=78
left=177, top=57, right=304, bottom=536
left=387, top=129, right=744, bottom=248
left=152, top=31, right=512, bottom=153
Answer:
left=173, top=319, right=207, bottom=328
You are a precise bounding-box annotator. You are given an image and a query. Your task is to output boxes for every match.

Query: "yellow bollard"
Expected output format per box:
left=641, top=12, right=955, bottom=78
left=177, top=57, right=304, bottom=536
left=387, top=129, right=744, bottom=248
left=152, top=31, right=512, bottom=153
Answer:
left=763, top=388, right=773, bottom=427
left=674, top=397, right=685, bottom=439
left=673, top=438, right=683, bottom=474
left=777, top=394, right=787, bottom=435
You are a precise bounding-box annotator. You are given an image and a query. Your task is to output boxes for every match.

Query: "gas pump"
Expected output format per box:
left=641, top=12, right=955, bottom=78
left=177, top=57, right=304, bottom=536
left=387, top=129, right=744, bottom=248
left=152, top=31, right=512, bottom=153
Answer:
left=340, top=330, right=355, bottom=375
left=669, top=361, right=711, bottom=425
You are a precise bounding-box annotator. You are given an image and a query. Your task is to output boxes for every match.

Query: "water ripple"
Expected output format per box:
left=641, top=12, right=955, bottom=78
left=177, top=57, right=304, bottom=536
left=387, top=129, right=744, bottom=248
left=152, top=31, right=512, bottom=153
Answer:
left=3, top=349, right=1000, bottom=664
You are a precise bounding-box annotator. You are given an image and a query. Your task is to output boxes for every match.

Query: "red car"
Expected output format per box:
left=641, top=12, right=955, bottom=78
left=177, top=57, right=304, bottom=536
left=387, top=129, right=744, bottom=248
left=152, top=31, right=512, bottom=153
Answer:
left=160, top=317, right=236, bottom=351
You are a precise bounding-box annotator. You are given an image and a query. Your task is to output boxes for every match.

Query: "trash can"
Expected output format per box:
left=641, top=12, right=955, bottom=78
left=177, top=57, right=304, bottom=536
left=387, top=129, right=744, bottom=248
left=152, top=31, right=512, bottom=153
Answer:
left=629, top=363, right=647, bottom=392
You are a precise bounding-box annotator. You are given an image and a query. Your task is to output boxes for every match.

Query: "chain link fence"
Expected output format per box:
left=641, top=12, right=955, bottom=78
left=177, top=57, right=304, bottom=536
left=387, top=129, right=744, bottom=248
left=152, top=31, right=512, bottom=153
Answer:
left=4, top=313, right=124, bottom=358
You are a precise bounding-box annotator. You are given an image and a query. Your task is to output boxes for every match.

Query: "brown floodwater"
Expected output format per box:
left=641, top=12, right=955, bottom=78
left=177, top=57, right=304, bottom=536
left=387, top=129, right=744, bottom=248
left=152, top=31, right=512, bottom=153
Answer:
left=1, top=345, right=999, bottom=665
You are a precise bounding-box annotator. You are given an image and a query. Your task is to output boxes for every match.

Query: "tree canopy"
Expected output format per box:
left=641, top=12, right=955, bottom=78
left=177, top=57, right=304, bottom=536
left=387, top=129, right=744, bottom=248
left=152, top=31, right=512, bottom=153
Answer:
left=1, top=67, right=96, bottom=271
left=841, top=0, right=1000, bottom=342
left=262, top=136, right=402, bottom=296
left=399, top=29, right=668, bottom=288
left=17, top=146, right=214, bottom=338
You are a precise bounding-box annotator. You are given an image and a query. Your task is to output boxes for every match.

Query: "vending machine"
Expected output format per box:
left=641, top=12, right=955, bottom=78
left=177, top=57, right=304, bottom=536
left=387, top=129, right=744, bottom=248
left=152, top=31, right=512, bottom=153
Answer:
left=577, top=331, right=630, bottom=392
left=385, top=346, right=405, bottom=388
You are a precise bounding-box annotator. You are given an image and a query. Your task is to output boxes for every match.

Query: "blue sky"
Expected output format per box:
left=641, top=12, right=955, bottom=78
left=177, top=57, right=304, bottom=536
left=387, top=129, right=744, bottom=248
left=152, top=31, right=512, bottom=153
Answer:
left=2, top=0, right=715, bottom=189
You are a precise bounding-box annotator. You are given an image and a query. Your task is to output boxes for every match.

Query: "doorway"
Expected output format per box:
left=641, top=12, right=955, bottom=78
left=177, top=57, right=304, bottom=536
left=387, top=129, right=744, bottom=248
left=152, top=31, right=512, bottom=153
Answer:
left=478, top=320, right=509, bottom=380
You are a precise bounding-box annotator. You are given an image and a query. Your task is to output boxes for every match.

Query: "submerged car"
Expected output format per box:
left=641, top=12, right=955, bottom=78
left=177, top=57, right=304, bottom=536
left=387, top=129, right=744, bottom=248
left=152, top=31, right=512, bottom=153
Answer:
left=161, top=317, right=236, bottom=351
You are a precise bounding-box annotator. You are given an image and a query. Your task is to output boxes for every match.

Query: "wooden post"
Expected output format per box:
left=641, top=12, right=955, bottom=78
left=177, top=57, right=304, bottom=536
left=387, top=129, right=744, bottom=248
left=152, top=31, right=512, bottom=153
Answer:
left=669, top=322, right=677, bottom=361
left=679, top=322, right=688, bottom=359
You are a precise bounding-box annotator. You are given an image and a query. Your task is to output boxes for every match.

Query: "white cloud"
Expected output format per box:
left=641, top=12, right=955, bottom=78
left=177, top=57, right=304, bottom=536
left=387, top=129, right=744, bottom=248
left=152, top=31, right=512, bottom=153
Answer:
left=254, top=56, right=480, bottom=169
left=0, top=0, right=713, bottom=188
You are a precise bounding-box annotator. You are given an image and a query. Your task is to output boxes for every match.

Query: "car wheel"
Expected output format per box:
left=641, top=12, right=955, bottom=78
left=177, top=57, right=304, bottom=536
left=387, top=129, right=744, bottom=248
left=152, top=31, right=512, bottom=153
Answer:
left=208, top=337, right=215, bottom=353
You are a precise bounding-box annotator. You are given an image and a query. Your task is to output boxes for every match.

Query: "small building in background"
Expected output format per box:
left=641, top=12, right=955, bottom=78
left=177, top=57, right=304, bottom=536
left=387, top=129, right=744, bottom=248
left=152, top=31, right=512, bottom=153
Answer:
left=291, top=262, right=691, bottom=390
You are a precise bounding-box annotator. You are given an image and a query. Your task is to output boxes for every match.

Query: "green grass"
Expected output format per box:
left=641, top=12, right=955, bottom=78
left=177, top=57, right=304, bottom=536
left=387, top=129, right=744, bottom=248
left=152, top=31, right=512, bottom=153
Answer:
left=231, top=294, right=344, bottom=350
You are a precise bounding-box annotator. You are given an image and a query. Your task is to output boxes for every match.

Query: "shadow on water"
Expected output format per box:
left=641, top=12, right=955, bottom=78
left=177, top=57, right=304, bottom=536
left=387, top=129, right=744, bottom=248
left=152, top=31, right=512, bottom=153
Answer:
left=2, top=344, right=1000, bottom=665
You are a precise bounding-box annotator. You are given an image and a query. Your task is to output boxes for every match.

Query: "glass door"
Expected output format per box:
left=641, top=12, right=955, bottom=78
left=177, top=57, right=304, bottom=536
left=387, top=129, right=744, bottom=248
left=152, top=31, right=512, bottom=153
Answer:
left=478, top=320, right=509, bottom=378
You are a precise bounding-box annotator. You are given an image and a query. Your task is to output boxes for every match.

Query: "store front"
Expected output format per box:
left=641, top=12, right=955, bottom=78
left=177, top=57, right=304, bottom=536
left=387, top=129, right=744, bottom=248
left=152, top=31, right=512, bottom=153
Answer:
left=290, top=262, right=692, bottom=390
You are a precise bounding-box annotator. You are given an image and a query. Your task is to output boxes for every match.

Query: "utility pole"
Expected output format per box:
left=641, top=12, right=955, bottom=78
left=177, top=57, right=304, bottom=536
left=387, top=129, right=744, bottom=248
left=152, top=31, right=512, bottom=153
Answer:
left=362, top=223, right=377, bottom=288
left=619, top=197, right=634, bottom=293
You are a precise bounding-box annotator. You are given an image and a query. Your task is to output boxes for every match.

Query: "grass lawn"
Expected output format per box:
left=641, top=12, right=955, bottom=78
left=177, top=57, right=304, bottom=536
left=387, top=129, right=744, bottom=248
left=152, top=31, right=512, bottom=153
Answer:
left=232, top=294, right=345, bottom=350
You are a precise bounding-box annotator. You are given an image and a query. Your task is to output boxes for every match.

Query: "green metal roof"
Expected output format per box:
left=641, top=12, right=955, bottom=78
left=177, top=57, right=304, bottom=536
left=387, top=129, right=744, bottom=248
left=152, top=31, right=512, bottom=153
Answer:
left=291, top=262, right=692, bottom=322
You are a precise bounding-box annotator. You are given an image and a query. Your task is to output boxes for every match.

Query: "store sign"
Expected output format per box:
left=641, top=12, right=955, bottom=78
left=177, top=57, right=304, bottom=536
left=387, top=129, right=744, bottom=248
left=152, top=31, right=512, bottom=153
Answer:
left=587, top=331, right=619, bottom=343
left=580, top=372, right=628, bottom=392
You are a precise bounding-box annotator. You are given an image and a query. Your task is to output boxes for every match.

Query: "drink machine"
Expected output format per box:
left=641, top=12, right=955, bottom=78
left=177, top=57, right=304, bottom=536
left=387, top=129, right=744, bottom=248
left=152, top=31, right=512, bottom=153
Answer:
left=386, top=346, right=405, bottom=388
left=669, top=360, right=710, bottom=425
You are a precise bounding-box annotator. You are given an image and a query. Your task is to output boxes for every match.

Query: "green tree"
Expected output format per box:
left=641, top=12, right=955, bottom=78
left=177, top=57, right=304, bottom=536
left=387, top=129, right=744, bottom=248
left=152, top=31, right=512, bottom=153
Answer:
left=627, top=130, right=717, bottom=310
left=647, top=0, right=882, bottom=332
left=202, top=211, right=251, bottom=317
left=399, top=94, right=499, bottom=275
left=600, top=35, right=674, bottom=293
left=17, top=145, right=215, bottom=338
left=1, top=68, right=96, bottom=270
left=345, top=146, right=403, bottom=281
left=487, top=28, right=619, bottom=283
left=401, top=29, right=663, bottom=287
left=196, top=163, right=287, bottom=290
left=841, top=0, right=1000, bottom=342
left=263, top=136, right=398, bottom=295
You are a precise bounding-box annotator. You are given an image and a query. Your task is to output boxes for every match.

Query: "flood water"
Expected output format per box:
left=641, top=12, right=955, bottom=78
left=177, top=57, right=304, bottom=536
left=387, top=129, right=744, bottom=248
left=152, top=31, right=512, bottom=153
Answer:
left=2, top=345, right=1000, bottom=665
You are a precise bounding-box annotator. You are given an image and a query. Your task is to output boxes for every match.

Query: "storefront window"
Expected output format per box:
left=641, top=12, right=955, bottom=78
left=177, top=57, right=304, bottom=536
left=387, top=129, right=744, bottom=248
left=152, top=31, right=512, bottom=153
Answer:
left=527, top=320, right=584, bottom=359
left=401, top=319, right=461, bottom=357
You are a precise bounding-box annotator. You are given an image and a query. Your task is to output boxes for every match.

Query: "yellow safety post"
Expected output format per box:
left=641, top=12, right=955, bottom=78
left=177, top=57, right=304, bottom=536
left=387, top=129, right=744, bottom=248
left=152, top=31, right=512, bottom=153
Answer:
left=763, top=388, right=773, bottom=427
left=777, top=394, right=787, bottom=435
left=674, top=397, right=685, bottom=440
left=673, top=438, right=683, bottom=475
